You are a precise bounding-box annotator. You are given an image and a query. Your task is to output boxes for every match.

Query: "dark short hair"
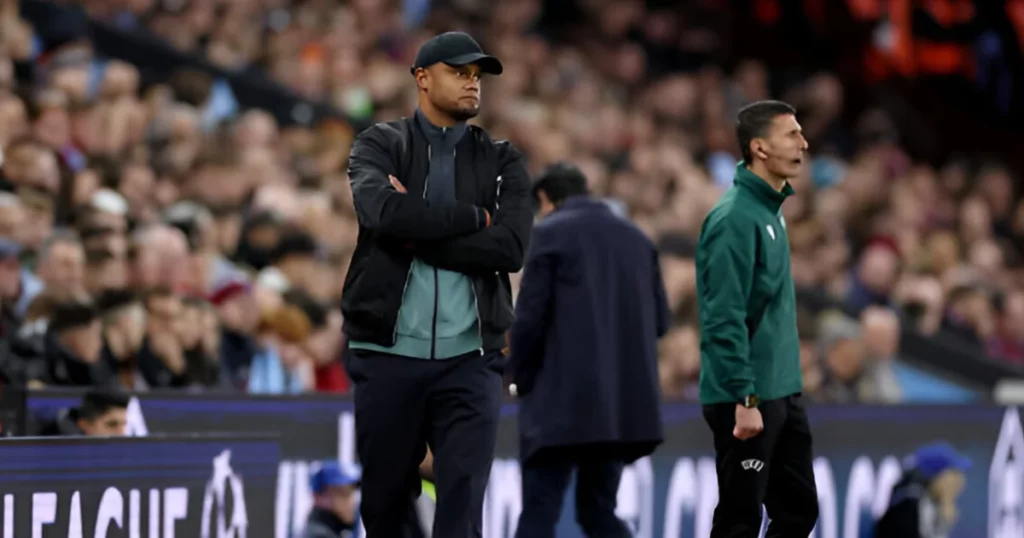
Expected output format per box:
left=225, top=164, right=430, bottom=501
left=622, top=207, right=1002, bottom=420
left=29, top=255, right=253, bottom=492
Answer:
left=95, top=289, right=138, bottom=313
left=273, top=228, right=319, bottom=263
left=48, top=300, right=99, bottom=333
left=77, top=387, right=130, bottom=421
left=532, top=162, right=589, bottom=206
left=736, top=100, right=797, bottom=165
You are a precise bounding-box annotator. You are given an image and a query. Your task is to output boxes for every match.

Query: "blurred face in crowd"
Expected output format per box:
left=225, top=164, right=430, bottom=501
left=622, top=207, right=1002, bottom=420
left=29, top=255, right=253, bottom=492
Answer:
left=929, top=468, right=966, bottom=524
left=174, top=302, right=198, bottom=349
left=279, top=252, right=316, bottom=290
left=754, top=113, right=808, bottom=181
left=111, top=303, right=147, bottom=352
left=0, top=198, right=25, bottom=242
left=959, top=197, right=992, bottom=243
left=39, top=239, right=86, bottom=295
left=1000, top=290, right=1024, bottom=334
left=0, top=95, right=29, bottom=145
left=60, top=319, right=104, bottom=364
left=4, top=143, right=61, bottom=195
left=825, top=337, right=864, bottom=383
left=857, top=245, right=899, bottom=297
left=860, top=307, right=900, bottom=359
left=926, top=231, right=960, bottom=276
left=20, top=192, right=55, bottom=251
left=87, top=255, right=128, bottom=294
left=317, top=485, right=358, bottom=525
left=417, top=63, right=483, bottom=123
left=217, top=293, right=259, bottom=333
left=146, top=291, right=183, bottom=337
left=77, top=407, right=128, bottom=437
left=0, top=255, right=21, bottom=301
left=33, top=104, right=72, bottom=150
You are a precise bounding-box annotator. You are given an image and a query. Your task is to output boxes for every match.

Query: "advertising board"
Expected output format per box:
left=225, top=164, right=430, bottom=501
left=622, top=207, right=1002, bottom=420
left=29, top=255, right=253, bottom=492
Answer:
left=26, top=391, right=1024, bottom=537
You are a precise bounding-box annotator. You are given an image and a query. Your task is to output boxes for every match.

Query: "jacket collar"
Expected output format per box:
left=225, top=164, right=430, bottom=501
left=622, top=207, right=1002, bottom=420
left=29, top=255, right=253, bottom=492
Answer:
left=734, top=162, right=794, bottom=214
left=558, top=195, right=607, bottom=212
left=414, top=109, right=467, bottom=147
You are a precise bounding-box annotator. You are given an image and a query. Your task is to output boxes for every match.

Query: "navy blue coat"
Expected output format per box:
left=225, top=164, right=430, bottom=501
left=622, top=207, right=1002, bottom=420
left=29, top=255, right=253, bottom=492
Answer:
left=509, top=197, right=670, bottom=463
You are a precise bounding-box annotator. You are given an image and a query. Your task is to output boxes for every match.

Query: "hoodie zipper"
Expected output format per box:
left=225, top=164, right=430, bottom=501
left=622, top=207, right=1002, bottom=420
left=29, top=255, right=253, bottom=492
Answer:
left=429, top=142, right=439, bottom=359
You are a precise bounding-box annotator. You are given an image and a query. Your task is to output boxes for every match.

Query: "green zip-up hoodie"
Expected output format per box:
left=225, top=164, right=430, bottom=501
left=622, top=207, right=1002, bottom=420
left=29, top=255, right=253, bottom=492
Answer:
left=696, top=163, right=802, bottom=405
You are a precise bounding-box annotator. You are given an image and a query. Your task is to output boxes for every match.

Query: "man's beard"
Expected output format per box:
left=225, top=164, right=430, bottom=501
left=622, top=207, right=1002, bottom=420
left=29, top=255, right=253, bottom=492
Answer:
left=447, top=104, right=480, bottom=123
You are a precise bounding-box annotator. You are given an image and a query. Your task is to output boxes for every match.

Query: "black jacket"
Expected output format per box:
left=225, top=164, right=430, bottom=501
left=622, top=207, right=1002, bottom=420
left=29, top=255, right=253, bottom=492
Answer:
left=342, top=116, right=533, bottom=352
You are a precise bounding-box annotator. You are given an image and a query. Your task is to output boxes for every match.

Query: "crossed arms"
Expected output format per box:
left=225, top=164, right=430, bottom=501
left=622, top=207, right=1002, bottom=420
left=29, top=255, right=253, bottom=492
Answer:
left=347, top=125, right=534, bottom=274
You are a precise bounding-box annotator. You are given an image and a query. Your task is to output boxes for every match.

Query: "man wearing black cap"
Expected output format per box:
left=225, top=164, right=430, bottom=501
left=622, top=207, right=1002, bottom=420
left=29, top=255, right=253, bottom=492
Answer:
left=342, top=32, right=533, bottom=537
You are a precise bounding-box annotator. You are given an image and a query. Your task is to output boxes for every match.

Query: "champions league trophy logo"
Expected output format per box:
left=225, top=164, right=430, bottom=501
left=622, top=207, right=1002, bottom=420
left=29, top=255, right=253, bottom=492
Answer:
left=202, top=450, right=249, bottom=538
left=990, top=408, right=1024, bottom=538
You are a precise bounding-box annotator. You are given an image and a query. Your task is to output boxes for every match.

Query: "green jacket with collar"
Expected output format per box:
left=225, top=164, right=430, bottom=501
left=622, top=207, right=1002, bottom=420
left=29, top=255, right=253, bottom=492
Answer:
left=696, top=163, right=803, bottom=405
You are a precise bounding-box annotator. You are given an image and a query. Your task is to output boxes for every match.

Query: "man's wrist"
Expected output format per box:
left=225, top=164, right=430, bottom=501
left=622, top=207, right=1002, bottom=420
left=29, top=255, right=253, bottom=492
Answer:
left=740, top=394, right=760, bottom=409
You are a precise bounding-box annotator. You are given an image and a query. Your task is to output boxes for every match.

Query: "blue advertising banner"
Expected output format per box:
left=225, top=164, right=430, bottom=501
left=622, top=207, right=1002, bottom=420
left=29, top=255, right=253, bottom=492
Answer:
left=0, top=434, right=279, bottom=538
left=24, top=390, right=1024, bottom=538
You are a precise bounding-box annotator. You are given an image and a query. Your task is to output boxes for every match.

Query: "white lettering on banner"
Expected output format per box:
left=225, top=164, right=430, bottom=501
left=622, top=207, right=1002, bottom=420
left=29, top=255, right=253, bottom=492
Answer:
left=68, top=492, right=82, bottom=538
left=31, top=492, right=56, bottom=538
left=290, top=461, right=312, bottom=538
left=129, top=490, right=140, bottom=538
left=164, top=487, right=188, bottom=538
left=125, top=397, right=149, bottom=436
left=2, top=495, right=10, bottom=538
left=841, top=456, right=900, bottom=538
left=339, top=412, right=356, bottom=464
left=201, top=450, right=247, bottom=538
left=484, top=459, right=522, bottom=538
left=617, top=457, right=654, bottom=538
left=811, top=457, right=837, bottom=538
left=96, top=488, right=124, bottom=534
left=661, top=456, right=717, bottom=538
left=990, top=407, right=1024, bottom=538
left=150, top=489, right=160, bottom=537
left=275, top=461, right=294, bottom=538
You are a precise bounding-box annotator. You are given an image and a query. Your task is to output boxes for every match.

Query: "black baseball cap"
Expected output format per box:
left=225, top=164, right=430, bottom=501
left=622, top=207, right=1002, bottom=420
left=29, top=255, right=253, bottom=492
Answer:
left=411, top=32, right=503, bottom=76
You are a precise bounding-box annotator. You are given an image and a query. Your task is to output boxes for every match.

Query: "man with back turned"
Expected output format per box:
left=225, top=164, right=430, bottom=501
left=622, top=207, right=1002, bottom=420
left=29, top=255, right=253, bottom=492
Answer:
left=696, top=100, right=819, bottom=537
left=509, top=163, right=669, bottom=538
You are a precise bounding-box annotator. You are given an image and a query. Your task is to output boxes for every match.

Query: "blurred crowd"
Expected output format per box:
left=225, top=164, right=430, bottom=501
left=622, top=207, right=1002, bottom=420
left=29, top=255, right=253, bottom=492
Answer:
left=1, top=0, right=1023, bottom=402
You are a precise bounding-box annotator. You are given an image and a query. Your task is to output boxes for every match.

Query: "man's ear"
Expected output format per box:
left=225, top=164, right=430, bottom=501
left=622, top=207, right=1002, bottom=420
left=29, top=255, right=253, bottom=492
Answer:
left=415, top=68, right=429, bottom=92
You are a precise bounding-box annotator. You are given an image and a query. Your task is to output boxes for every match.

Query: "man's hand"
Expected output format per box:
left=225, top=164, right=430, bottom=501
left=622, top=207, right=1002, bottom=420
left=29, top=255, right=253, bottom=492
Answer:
left=734, top=404, right=763, bottom=440
left=390, top=174, right=492, bottom=228
left=389, top=175, right=407, bottom=193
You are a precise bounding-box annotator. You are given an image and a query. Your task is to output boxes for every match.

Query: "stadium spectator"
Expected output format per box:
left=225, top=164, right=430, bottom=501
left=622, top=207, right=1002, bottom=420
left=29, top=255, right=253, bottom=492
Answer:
left=0, top=0, right=1021, bottom=405
left=96, top=288, right=147, bottom=391
left=304, top=462, right=361, bottom=538
left=38, top=386, right=131, bottom=437
left=44, top=298, right=107, bottom=387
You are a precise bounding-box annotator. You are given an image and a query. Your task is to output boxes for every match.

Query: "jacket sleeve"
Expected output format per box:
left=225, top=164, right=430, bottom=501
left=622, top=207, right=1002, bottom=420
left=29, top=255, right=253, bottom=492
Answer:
left=652, top=249, right=671, bottom=338
left=348, top=125, right=488, bottom=240
left=411, top=142, right=534, bottom=273
left=508, top=225, right=556, bottom=395
left=698, top=212, right=756, bottom=401
left=874, top=501, right=921, bottom=538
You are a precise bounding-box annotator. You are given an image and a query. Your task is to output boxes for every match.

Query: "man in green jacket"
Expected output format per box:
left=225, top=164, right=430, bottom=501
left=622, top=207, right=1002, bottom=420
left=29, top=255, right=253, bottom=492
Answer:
left=696, top=100, right=819, bottom=537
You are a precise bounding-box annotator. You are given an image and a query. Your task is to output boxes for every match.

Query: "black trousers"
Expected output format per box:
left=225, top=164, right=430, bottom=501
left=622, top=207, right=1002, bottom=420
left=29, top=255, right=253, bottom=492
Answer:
left=514, top=447, right=632, bottom=538
left=703, top=394, right=819, bottom=538
left=348, top=350, right=504, bottom=538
